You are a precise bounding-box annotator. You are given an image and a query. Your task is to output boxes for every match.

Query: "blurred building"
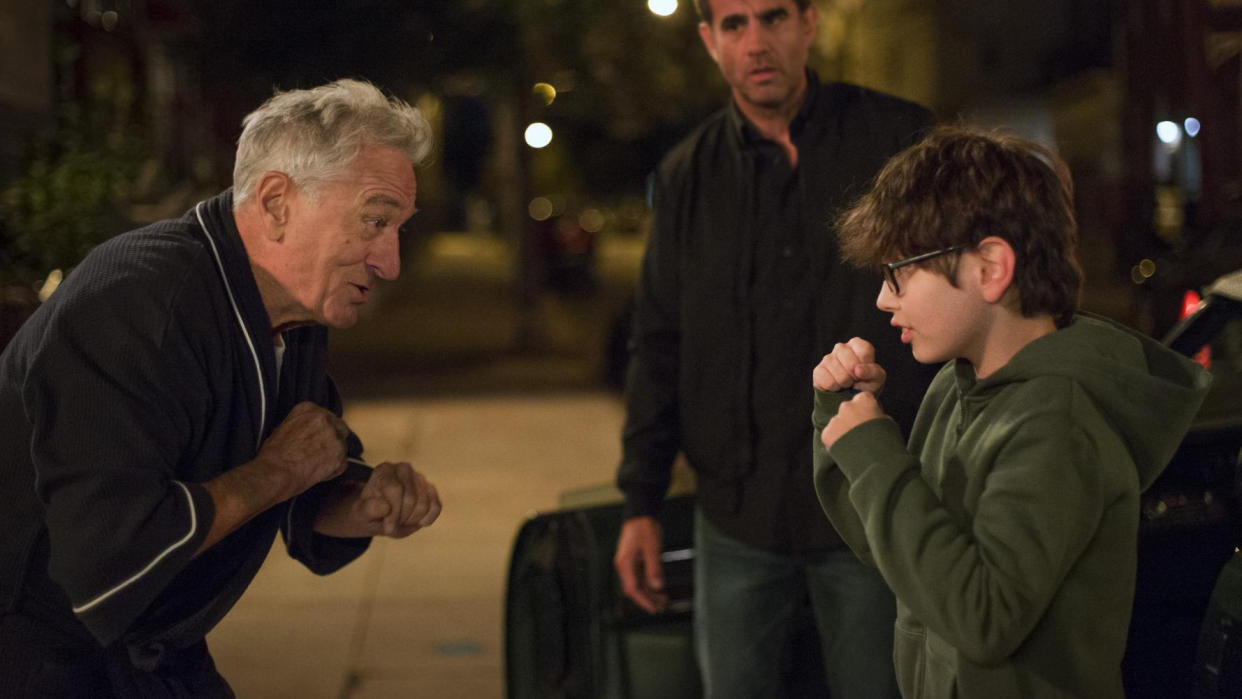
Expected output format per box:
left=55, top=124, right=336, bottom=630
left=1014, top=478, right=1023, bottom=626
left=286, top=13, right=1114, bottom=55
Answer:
left=0, top=4, right=53, bottom=184
left=826, top=0, right=1242, bottom=335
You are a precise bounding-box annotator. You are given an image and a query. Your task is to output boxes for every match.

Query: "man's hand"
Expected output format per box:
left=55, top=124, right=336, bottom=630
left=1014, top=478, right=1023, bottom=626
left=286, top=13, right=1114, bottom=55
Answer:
left=256, top=401, right=350, bottom=498
left=813, top=337, right=886, bottom=394
left=821, top=391, right=887, bottom=452
left=198, top=402, right=349, bottom=556
left=314, top=462, right=442, bottom=539
left=614, top=516, right=667, bottom=613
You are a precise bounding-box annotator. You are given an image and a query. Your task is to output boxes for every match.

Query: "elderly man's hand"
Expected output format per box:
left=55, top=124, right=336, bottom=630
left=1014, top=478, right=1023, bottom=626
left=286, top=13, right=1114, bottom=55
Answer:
left=813, top=337, right=886, bottom=394
left=313, top=462, right=442, bottom=539
left=258, top=401, right=349, bottom=497
left=820, top=391, right=887, bottom=453
left=199, top=402, right=350, bottom=555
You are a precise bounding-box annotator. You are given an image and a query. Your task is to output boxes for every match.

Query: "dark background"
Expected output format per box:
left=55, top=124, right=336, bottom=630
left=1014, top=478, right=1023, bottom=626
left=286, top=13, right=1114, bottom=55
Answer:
left=2, top=0, right=1240, bottom=379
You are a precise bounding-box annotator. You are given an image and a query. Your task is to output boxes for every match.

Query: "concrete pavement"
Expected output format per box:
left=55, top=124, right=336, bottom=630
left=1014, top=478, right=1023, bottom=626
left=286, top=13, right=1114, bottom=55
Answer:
left=208, top=393, right=628, bottom=698
left=207, top=230, right=643, bottom=697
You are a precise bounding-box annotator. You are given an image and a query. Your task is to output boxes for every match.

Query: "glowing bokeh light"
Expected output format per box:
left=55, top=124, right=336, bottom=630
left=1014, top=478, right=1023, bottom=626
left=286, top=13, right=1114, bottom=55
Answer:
left=528, top=197, right=554, bottom=221
left=525, top=122, right=553, bottom=149
left=648, top=0, right=677, bottom=16
left=1156, top=121, right=1181, bottom=147
left=579, top=208, right=606, bottom=233
left=1184, top=117, right=1201, bottom=138
left=532, top=82, right=557, bottom=106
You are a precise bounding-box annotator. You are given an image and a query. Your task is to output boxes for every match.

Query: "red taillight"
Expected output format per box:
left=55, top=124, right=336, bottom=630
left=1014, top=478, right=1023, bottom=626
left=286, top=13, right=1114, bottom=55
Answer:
left=1181, top=290, right=1203, bottom=319
left=1180, top=290, right=1211, bottom=369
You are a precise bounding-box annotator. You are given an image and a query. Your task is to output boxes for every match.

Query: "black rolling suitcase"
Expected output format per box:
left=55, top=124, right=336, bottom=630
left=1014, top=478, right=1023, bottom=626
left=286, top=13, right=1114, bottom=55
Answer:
left=504, top=492, right=700, bottom=699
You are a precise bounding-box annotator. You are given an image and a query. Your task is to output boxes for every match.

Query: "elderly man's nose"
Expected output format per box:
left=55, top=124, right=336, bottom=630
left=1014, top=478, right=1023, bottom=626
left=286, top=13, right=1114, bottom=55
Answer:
left=369, top=230, right=401, bottom=281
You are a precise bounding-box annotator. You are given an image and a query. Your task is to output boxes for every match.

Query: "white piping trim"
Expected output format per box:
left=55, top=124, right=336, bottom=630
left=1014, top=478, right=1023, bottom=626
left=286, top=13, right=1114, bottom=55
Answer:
left=195, top=202, right=266, bottom=449
left=73, top=482, right=198, bottom=614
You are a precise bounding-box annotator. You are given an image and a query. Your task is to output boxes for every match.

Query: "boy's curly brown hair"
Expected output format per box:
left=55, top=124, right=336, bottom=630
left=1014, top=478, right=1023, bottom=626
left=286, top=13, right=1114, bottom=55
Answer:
left=836, top=125, right=1082, bottom=328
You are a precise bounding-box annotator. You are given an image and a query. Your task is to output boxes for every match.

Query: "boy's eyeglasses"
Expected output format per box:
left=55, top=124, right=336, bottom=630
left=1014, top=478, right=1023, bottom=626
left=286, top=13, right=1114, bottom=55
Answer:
left=881, top=245, right=968, bottom=295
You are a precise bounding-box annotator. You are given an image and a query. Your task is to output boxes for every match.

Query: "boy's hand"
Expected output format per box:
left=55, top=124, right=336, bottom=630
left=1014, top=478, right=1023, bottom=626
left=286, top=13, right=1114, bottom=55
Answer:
left=821, top=392, right=887, bottom=452
left=813, top=338, right=886, bottom=394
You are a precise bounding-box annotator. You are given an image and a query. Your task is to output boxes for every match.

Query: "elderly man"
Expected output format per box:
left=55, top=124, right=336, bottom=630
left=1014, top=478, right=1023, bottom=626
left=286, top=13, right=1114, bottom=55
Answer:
left=0, top=79, right=441, bottom=697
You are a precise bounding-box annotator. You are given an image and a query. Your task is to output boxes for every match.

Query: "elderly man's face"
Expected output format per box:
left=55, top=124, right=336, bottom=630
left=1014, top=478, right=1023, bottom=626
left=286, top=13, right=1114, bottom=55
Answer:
left=281, top=145, right=417, bottom=329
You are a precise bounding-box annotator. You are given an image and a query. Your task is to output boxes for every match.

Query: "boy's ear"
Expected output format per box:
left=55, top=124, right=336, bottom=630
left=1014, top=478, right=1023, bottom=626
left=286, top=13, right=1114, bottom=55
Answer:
left=254, top=171, right=293, bottom=242
left=974, top=236, right=1016, bottom=304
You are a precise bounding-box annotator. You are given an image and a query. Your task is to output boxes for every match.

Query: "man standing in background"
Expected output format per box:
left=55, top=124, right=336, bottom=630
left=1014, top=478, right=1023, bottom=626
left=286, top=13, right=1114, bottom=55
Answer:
left=613, top=0, right=934, bottom=695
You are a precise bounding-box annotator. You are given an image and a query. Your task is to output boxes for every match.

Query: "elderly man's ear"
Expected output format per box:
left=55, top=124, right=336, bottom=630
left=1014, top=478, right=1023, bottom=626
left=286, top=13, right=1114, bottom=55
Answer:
left=254, top=171, right=293, bottom=241
left=973, top=236, right=1017, bottom=305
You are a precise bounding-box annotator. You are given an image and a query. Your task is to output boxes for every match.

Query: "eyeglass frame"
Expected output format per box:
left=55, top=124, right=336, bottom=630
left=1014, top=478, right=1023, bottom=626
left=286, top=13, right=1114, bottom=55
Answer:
left=881, top=244, right=968, bottom=296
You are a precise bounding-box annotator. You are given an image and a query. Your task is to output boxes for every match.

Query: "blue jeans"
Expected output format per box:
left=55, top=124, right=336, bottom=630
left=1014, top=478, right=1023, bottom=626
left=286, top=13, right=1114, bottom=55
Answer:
left=693, top=510, right=899, bottom=699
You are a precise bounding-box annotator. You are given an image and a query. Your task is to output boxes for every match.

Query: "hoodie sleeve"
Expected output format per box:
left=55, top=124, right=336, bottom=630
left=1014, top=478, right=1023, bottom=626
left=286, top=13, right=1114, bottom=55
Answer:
left=22, top=278, right=215, bottom=646
left=811, top=388, right=876, bottom=565
left=827, top=403, right=1105, bottom=666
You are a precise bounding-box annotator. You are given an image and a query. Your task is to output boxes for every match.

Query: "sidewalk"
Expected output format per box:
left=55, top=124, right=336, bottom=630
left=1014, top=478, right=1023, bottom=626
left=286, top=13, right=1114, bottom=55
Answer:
left=207, top=231, right=641, bottom=697
left=208, top=392, right=627, bottom=698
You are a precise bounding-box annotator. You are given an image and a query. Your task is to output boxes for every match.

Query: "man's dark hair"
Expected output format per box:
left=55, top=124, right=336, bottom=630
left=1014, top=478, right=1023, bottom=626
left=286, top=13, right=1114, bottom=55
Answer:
left=693, top=0, right=813, bottom=25
left=836, top=125, right=1083, bottom=328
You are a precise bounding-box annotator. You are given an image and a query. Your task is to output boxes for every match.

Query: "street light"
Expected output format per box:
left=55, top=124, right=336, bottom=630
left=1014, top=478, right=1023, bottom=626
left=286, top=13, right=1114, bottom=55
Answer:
left=525, top=122, right=553, bottom=149
left=648, top=0, right=677, bottom=17
left=532, top=82, right=557, bottom=106
left=1156, top=121, right=1182, bottom=148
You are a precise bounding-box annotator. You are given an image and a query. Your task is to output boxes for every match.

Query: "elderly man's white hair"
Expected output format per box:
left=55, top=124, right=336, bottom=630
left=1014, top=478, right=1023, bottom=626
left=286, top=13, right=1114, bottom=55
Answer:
left=232, top=79, right=433, bottom=209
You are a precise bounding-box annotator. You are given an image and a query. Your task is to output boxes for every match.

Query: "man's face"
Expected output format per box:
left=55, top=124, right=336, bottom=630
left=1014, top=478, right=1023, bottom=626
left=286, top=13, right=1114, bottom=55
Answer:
left=280, top=145, right=417, bottom=329
left=698, top=0, right=817, bottom=113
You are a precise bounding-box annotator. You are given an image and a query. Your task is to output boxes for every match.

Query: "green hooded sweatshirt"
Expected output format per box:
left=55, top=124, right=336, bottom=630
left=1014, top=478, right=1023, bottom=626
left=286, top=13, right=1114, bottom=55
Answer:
left=813, top=313, right=1211, bottom=698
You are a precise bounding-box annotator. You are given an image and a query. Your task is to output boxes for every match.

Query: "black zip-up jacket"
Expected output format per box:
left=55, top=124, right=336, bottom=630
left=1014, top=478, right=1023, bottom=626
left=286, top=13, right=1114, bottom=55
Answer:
left=0, top=191, right=371, bottom=672
left=618, top=76, right=938, bottom=549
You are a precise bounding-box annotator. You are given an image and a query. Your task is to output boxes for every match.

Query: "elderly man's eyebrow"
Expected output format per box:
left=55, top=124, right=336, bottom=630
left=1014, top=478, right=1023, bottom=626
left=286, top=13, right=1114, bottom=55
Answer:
left=364, top=194, right=402, bottom=208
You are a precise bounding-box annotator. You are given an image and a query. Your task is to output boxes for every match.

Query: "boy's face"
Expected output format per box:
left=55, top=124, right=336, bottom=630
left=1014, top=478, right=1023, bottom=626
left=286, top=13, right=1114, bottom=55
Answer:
left=875, top=258, right=990, bottom=367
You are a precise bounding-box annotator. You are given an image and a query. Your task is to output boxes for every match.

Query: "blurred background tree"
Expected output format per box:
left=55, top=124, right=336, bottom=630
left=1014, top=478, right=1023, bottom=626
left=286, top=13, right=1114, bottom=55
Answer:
left=0, top=8, right=146, bottom=289
left=1, top=0, right=1239, bottom=343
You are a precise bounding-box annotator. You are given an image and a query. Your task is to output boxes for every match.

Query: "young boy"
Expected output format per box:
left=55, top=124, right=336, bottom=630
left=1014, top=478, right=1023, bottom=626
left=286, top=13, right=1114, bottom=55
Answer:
left=811, top=126, right=1211, bottom=698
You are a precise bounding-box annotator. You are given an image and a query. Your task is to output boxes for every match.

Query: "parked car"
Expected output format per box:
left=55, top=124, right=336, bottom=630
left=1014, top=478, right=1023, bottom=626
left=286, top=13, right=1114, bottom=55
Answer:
left=1128, top=268, right=1242, bottom=699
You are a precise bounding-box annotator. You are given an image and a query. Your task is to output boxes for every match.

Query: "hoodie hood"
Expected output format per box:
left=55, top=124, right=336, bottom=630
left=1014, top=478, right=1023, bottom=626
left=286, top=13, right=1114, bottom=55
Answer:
left=954, top=313, right=1212, bottom=489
